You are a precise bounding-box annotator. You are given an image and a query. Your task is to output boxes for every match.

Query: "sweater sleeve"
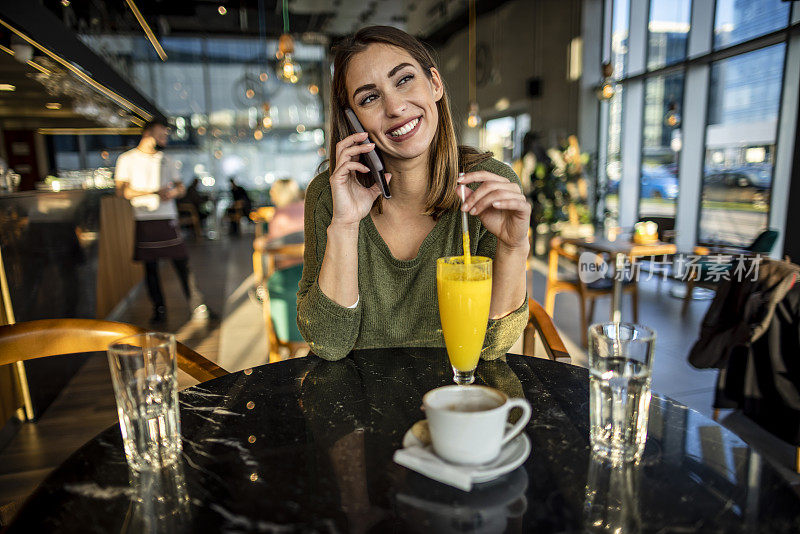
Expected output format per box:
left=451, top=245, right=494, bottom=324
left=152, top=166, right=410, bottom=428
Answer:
left=296, top=172, right=362, bottom=361
left=475, top=159, right=529, bottom=360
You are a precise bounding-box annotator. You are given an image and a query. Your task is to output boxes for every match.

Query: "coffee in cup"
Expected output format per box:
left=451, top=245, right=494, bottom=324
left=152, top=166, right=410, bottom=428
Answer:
left=422, top=385, right=531, bottom=465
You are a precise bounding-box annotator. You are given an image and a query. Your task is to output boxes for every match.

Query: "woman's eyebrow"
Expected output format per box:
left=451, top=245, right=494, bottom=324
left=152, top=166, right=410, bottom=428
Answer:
left=351, top=63, right=414, bottom=100
left=388, top=62, right=413, bottom=78
left=352, top=83, right=376, bottom=100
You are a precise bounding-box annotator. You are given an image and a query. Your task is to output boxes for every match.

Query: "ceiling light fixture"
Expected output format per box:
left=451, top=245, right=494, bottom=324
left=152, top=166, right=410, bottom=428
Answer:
left=0, top=84, right=15, bottom=91
left=218, top=6, right=227, bottom=15
left=27, top=60, right=51, bottom=76
left=45, top=102, right=61, bottom=109
left=466, top=0, right=480, bottom=128
left=124, top=0, right=167, bottom=61
left=0, top=18, right=152, bottom=121
left=276, top=0, right=300, bottom=84
left=37, top=127, right=143, bottom=135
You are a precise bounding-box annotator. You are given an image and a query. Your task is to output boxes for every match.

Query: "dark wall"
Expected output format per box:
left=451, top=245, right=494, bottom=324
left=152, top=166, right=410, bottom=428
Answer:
left=2, top=130, right=42, bottom=191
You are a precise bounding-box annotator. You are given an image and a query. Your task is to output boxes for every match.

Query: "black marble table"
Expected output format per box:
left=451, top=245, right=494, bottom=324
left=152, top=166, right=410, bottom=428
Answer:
left=8, top=349, right=800, bottom=533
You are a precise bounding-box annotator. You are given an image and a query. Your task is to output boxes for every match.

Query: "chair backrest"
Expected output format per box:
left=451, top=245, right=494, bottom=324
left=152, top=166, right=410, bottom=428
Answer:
left=522, top=299, right=570, bottom=362
left=266, top=243, right=305, bottom=279
left=747, top=229, right=779, bottom=254
left=0, top=319, right=227, bottom=383
left=548, top=237, right=581, bottom=282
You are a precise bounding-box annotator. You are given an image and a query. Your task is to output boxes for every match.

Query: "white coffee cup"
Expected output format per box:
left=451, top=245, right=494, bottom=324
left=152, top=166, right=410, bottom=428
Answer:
left=423, top=385, right=532, bottom=465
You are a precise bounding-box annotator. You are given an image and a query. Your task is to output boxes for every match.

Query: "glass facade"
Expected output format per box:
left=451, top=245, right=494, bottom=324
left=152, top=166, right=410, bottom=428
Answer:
left=700, top=44, right=785, bottom=246
left=714, top=0, right=791, bottom=49
left=646, top=0, right=691, bottom=70
left=56, top=35, right=326, bottom=194
left=600, top=0, right=794, bottom=248
left=604, top=87, right=623, bottom=224
left=640, top=72, right=683, bottom=218
left=481, top=114, right=531, bottom=167
left=610, top=0, right=630, bottom=80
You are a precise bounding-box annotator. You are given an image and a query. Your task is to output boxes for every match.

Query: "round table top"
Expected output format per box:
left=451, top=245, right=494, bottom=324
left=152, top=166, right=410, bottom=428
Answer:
left=8, top=349, right=800, bottom=533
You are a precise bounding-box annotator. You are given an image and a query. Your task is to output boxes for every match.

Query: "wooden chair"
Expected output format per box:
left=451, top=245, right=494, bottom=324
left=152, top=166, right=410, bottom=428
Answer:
left=250, top=206, right=276, bottom=239
left=253, top=240, right=308, bottom=363
left=544, top=236, right=638, bottom=347
left=522, top=298, right=570, bottom=362
left=0, top=319, right=227, bottom=384
left=176, top=202, right=203, bottom=240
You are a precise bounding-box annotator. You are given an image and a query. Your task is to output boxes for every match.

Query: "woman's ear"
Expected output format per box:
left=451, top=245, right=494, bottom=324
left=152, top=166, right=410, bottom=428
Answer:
left=429, top=67, right=444, bottom=102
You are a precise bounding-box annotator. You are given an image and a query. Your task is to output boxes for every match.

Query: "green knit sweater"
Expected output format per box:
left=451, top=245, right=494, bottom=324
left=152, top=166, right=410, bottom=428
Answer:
left=296, top=157, right=529, bottom=361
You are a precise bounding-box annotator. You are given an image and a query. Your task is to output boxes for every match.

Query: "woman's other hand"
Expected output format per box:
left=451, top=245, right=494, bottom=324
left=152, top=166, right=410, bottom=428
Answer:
left=329, top=132, right=391, bottom=228
left=458, top=171, right=531, bottom=251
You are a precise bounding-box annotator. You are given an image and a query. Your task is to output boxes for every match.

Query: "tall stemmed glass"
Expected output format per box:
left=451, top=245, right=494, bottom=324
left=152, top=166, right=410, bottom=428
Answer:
left=437, top=256, right=493, bottom=385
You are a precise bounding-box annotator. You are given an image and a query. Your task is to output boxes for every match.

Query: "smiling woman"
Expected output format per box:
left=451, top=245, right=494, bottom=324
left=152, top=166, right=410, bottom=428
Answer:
left=296, top=26, right=531, bottom=361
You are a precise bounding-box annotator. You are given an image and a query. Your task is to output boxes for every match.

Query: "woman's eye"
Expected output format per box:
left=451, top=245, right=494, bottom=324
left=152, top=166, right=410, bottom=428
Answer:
left=398, top=74, right=414, bottom=86
left=360, top=94, right=377, bottom=106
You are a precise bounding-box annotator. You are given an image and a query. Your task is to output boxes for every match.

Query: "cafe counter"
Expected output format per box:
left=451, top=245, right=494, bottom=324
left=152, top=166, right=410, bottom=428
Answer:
left=0, top=187, right=142, bottom=422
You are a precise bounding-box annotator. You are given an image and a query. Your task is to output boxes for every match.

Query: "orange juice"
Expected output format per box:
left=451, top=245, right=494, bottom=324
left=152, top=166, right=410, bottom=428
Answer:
left=437, top=256, right=492, bottom=373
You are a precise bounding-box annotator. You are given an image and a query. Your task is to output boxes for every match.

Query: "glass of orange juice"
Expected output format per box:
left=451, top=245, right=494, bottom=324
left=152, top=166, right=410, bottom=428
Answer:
left=437, top=256, right=493, bottom=385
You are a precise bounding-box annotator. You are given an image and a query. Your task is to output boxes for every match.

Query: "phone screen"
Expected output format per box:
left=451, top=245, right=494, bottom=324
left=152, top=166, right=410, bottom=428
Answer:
left=344, top=108, right=391, bottom=198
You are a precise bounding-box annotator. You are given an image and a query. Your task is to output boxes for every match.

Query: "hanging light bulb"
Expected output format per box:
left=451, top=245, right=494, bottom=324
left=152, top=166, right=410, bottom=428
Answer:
left=276, top=1, right=300, bottom=83
left=278, top=53, right=302, bottom=83
left=466, top=0, right=480, bottom=129
left=467, top=101, right=481, bottom=128
left=596, top=82, right=615, bottom=101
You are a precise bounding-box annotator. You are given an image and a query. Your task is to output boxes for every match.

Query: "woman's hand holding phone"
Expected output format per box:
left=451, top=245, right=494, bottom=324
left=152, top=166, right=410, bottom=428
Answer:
left=329, top=132, right=392, bottom=228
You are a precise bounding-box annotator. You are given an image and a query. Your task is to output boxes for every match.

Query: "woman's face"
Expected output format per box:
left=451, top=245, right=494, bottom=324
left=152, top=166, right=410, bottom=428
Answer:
left=345, top=43, right=443, bottom=164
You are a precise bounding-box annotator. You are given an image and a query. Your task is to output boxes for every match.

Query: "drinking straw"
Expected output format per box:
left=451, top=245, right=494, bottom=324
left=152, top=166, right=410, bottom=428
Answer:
left=459, top=173, right=471, bottom=266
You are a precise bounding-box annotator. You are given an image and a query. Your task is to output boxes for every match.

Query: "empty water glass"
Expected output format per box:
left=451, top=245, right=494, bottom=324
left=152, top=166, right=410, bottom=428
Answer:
left=588, top=323, right=655, bottom=463
left=107, top=333, right=182, bottom=471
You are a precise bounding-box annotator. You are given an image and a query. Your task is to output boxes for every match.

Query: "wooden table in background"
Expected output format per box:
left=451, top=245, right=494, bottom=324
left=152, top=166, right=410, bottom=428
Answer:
left=561, top=236, right=677, bottom=322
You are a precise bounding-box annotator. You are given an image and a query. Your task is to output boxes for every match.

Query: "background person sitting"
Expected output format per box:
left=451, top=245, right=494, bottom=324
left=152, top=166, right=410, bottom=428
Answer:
left=227, top=177, right=253, bottom=236
left=181, top=177, right=211, bottom=225
left=266, top=178, right=305, bottom=241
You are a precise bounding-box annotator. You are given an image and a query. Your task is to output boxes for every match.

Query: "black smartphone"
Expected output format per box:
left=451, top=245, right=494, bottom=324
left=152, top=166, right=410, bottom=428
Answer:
left=344, top=108, right=391, bottom=198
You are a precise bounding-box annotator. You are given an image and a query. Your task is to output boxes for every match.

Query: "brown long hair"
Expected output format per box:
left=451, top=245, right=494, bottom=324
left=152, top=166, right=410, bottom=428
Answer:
left=328, top=25, right=490, bottom=219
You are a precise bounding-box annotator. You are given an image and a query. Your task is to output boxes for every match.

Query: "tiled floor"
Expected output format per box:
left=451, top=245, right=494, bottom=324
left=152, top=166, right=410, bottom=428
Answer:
left=1, top=229, right=798, bottom=515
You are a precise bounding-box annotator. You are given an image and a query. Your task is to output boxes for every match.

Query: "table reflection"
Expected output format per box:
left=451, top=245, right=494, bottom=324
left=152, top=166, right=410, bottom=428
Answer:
left=583, top=453, right=641, bottom=533
left=395, top=468, right=528, bottom=534
left=124, top=462, right=191, bottom=534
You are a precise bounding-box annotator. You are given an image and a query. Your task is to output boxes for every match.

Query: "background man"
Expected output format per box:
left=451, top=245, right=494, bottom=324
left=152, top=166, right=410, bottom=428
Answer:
left=114, top=118, right=210, bottom=324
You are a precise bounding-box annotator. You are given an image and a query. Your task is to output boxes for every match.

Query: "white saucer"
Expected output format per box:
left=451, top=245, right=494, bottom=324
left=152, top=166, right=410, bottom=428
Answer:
left=401, top=423, right=531, bottom=484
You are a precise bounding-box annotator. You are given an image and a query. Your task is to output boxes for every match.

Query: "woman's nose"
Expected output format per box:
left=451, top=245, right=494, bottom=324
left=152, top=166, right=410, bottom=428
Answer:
left=383, top=91, right=406, bottom=117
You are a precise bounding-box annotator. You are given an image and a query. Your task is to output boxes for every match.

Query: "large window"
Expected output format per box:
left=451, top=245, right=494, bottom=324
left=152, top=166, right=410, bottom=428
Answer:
left=714, top=0, right=791, bottom=49
left=610, top=0, right=630, bottom=79
left=55, top=36, right=326, bottom=193
left=604, top=87, right=623, bottom=223
left=699, top=44, right=785, bottom=246
left=599, top=0, right=794, bottom=249
left=481, top=114, right=531, bottom=168
left=647, top=0, right=691, bottom=70
left=640, top=72, right=683, bottom=218
left=602, top=0, right=630, bottom=227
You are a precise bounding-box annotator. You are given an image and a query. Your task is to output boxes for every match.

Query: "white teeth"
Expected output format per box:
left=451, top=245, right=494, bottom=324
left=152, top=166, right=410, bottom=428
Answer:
left=390, top=118, right=419, bottom=137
